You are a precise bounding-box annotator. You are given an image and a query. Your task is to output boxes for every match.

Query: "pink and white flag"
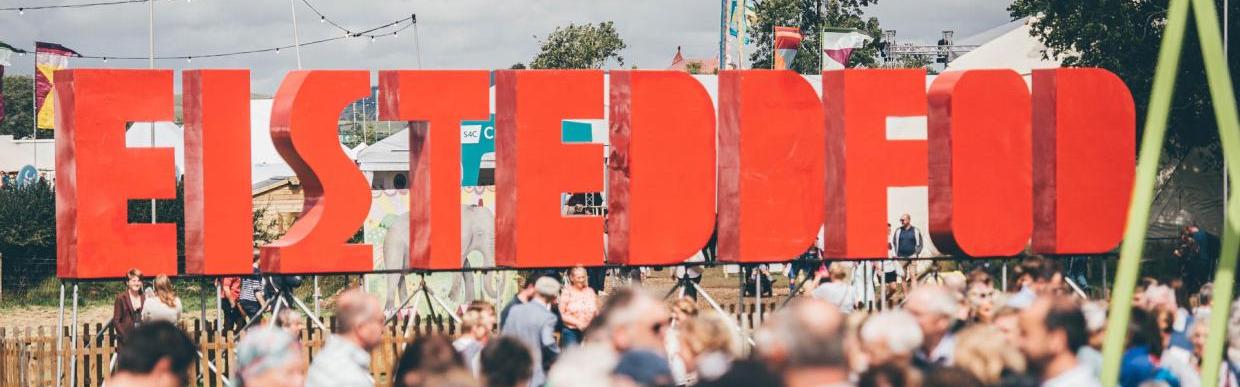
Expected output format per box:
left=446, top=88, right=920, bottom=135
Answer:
left=822, top=30, right=871, bottom=70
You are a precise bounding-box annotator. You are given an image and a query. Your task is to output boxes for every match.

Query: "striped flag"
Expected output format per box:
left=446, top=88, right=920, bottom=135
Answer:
left=821, top=29, right=871, bottom=70
left=0, top=41, right=26, bottom=129
left=773, top=26, right=803, bottom=70
left=35, top=42, right=80, bottom=129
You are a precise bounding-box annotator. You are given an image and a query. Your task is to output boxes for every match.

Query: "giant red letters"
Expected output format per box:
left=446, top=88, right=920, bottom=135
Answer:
left=717, top=70, right=825, bottom=263
left=823, top=69, right=928, bottom=259
left=184, top=70, right=253, bottom=275
left=1032, top=69, right=1135, bottom=254
left=378, top=70, right=490, bottom=269
left=607, top=71, right=716, bottom=266
left=55, top=70, right=177, bottom=279
left=260, top=71, right=373, bottom=274
left=927, top=70, right=1032, bottom=257
left=495, top=70, right=605, bottom=268
left=52, top=69, right=1140, bottom=277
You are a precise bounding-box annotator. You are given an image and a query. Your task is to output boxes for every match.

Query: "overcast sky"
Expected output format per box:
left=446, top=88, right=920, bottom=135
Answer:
left=0, top=0, right=1013, bottom=94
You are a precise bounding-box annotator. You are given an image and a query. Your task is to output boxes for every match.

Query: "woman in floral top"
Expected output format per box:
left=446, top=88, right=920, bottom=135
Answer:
left=559, top=265, right=600, bottom=347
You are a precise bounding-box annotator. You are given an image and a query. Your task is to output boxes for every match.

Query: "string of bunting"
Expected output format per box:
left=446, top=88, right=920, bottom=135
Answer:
left=9, top=15, right=415, bottom=62
left=4, top=0, right=415, bottom=62
left=0, top=0, right=149, bottom=14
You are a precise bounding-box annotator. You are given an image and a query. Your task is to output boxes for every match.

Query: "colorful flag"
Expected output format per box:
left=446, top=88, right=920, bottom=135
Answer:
left=35, top=42, right=80, bottom=129
left=821, top=29, right=872, bottom=71
left=726, top=0, right=756, bottom=43
left=773, top=26, right=803, bottom=70
left=0, top=41, right=24, bottom=129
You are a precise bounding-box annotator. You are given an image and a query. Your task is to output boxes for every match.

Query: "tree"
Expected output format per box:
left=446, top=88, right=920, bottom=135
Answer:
left=749, top=0, right=883, bottom=73
left=510, top=63, right=527, bottom=70
left=530, top=22, right=626, bottom=69
left=1, top=75, right=35, bottom=139
left=1010, top=0, right=1240, bottom=167
left=894, top=55, right=937, bottom=74
left=686, top=61, right=704, bottom=74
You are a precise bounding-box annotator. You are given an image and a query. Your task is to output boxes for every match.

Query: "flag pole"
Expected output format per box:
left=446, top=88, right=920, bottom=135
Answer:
left=289, top=0, right=303, bottom=70
left=719, top=0, right=727, bottom=69
left=738, top=0, right=746, bottom=69
left=31, top=55, right=37, bottom=171
left=149, top=0, right=156, bottom=223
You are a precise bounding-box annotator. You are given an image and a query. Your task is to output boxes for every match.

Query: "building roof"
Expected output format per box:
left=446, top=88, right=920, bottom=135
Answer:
left=669, top=47, right=720, bottom=74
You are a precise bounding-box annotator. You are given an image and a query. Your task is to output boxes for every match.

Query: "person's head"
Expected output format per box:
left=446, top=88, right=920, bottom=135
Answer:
left=858, top=362, right=921, bottom=387
left=394, top=335, right=466, bottom=387
left=904, top=285, right=958, bottom=349
left=992, top=306, right=1022, bottom=345
left=1190, top=317, right=1212, bottom=360
left=1019, top=256, right=1063, bottom=293
left=568, top=265, right=588, bottom=288
left=275, top=309, right=305, bottom=338
left=480, top=336, right=533, bottom=387
left=126, top=268, right=144, bottom=293
left=533, top=276, right=561, bottom=304
left=113, top=321, right=197, bottom=387
left=677, top=312, right=738, bottom=374
left=900, top=214, right=911, bottom=228
left=466, top=300, right=497, bottom=331
left=828, top=262, right=850, bottom=283
left=1080, top=301, right=1108, bottom=349
left=231, top=327, right=305, bottom=387
left=1019, top=296, right=1087, bottom=373
left=1126, top=307, right=1165, bottom=357
left=1199, top=282, right=1215, bottom=308
left=460, top=311, right=491, bottom=341
left=670, top=297, right=698, bottom=323
left=598, top=288, right=669, bottom=352
left=859, top=310, right=923, bottom=368
left=613, top=349, right=675, bottom=387
left=756, top=298, right=848, bottom=375
left=334, top=289, right=385, bottom=351
left=923, top=366, right=984, bottom=387
left=154, top=274, right=177, bottom=307
left=953, top=325, right=1025, bottom=385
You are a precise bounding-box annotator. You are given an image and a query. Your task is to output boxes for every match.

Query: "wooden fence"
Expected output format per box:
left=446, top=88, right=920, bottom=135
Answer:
left=0, top=301, right=780, bottom=387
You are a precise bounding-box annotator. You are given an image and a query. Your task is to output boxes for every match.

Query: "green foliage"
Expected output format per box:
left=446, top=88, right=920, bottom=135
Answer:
left=0, top=179, right=55, bottom=258
left=1, top=75, right=37, bottom=139
left=894, top=55, right=937, bottom=74
left=686, top=61, right=704, bottom=74
left=510, top=63, right=528, bottom=70
left=530, top=22, right=627, bottom=69
left=1009, top=0, right=1240, bottom=167
left=748, top=0, right=883, bottom=73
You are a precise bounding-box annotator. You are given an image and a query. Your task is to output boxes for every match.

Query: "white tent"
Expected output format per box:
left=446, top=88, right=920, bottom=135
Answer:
left=946, top=18, right=1060, bottom=75
left=0, top=136, right=54, bottom=172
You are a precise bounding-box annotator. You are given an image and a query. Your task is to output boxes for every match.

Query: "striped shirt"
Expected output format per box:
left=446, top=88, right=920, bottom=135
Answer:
left=239, top=277, right=263, bottom=302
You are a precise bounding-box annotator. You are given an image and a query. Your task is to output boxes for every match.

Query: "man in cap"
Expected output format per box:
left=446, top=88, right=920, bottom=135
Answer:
left=502, top=276, right=563, bottom=387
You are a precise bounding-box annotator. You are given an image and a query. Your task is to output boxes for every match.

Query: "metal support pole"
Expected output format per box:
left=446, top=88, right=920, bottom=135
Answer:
left=56, top=282, right=64, bottom=387
left=148, top=0, right=157, bottom=223
left=755, top=266, right=762, bottom=328
left=412, top=14, right=423, bottom=69
left=880, top=262, right=888, bottom=310
left=1002, top=261, right=1009, bottom=292
left=215, top=281, right=222, bottom=332
left=289, top=0, right=303, bottom=69
left=200, top=279, right=207, bottom=323
left=314, top=276, right=321, bottom=319
left=70, top=283, right=78, bottom=387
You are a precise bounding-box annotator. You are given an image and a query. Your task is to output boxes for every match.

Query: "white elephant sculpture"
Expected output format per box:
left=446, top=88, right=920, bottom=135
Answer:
left=381, top=205, right=503, bottom=310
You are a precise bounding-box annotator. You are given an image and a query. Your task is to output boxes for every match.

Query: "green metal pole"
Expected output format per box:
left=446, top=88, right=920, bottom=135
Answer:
left=1099, top=0, right=1191, bottom=385
left=1191, top=0, right=1240, bottom=384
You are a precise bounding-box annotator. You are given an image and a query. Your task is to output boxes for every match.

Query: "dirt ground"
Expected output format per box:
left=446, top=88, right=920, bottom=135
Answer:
left=0, top=266, right=796, bottom=331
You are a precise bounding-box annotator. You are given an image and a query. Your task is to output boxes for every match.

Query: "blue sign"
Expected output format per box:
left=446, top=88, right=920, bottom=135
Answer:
left=16, top=165, right=38, bottom=187
left=459, top=116, right=595, bottom=186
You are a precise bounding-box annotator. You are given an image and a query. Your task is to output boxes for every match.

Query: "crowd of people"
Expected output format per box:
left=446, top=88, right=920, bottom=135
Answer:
left=105, top=250, right=1240, bottom=387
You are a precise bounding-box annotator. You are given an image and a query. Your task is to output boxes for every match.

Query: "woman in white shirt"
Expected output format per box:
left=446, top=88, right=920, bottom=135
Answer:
left=142, top=274, right=182, bottom=323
